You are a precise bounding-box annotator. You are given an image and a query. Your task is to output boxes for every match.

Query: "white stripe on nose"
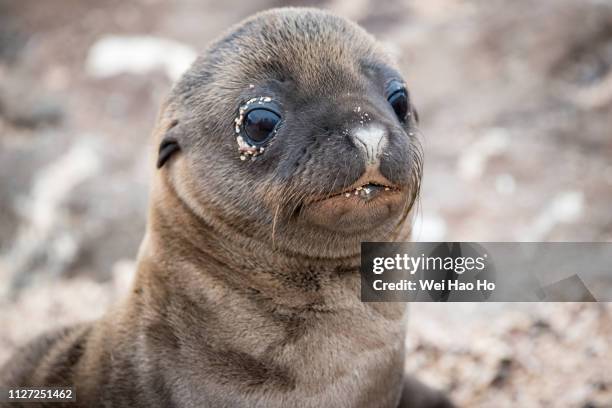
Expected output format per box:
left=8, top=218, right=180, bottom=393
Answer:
left=353, top=124, right=387, bottom=165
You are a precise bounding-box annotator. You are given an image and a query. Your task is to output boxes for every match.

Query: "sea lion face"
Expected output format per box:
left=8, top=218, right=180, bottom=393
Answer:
left=158, top=8, right=421, bottom=257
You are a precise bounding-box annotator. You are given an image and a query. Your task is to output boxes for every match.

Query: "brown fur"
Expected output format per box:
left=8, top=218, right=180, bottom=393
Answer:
left=1, top=8, right=453, bottom=408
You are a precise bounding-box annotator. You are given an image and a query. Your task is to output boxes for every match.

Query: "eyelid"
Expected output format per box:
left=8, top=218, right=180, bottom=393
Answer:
left=240, top=97, right=282, bottom=113
left=385, top=79, right=407, bottom=98
left=243, top=105, right=281, bottom=116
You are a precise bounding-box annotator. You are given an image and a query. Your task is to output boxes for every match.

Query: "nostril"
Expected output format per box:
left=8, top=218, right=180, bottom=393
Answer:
left=352, top=124, right=387, bottom=165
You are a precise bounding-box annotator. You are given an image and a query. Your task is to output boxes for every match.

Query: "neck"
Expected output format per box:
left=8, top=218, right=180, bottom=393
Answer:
left=133, top=175, right=362, bottom=312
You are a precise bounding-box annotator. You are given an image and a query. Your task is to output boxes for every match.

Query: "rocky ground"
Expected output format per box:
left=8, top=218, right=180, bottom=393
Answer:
left=1, top=0, right=611, bottom=406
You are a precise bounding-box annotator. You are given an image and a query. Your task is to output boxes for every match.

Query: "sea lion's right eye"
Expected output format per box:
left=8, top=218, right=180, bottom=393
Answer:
left=243, top=108, right=281, bottom=145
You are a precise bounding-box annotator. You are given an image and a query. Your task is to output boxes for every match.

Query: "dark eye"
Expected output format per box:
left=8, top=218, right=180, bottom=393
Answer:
left=386, top=80, right=409, bottom=122
left=388, top=90, right=408, bottom=121
left=243, top=108, right=280, bottom=145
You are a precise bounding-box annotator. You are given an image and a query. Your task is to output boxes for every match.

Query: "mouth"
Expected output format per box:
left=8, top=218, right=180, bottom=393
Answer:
left=335, top=181, right=400, bottom=201
left=297, top=169, right=406, bottom=232
left=312, top=170, right=402, bottom=203
left=301, top=176, right=404, bottom=232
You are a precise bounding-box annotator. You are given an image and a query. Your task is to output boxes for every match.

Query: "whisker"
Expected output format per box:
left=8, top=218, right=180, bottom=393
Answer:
left=271, top=202, right=281, bottom=250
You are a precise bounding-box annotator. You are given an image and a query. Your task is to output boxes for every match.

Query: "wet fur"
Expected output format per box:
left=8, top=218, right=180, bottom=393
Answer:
left=1, top=8, right=452, bottom=408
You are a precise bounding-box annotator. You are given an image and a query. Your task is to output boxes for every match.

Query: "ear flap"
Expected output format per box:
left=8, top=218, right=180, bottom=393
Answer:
left=156, top=119, right=182, bottom=169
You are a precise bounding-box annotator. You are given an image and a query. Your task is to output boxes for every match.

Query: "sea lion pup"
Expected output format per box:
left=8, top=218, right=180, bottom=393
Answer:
left=0, top=7, right=454, bottom=408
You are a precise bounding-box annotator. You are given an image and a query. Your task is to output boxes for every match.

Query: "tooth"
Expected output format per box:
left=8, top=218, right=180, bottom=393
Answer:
left=345, top=193, right=351, bottom=198
left=385, top=187, right=390, bottom=191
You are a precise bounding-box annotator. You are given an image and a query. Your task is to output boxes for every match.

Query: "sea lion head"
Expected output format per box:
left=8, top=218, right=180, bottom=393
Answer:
left=153, top=8, right=421, bottom=259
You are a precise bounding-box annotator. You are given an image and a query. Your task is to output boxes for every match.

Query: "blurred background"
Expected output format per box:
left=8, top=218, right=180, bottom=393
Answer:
left=0, top=0, right=611, bottom=406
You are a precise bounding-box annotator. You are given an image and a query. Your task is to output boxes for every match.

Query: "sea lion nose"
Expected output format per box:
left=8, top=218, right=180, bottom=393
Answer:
left=352, top=123, right=387, bottom=166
